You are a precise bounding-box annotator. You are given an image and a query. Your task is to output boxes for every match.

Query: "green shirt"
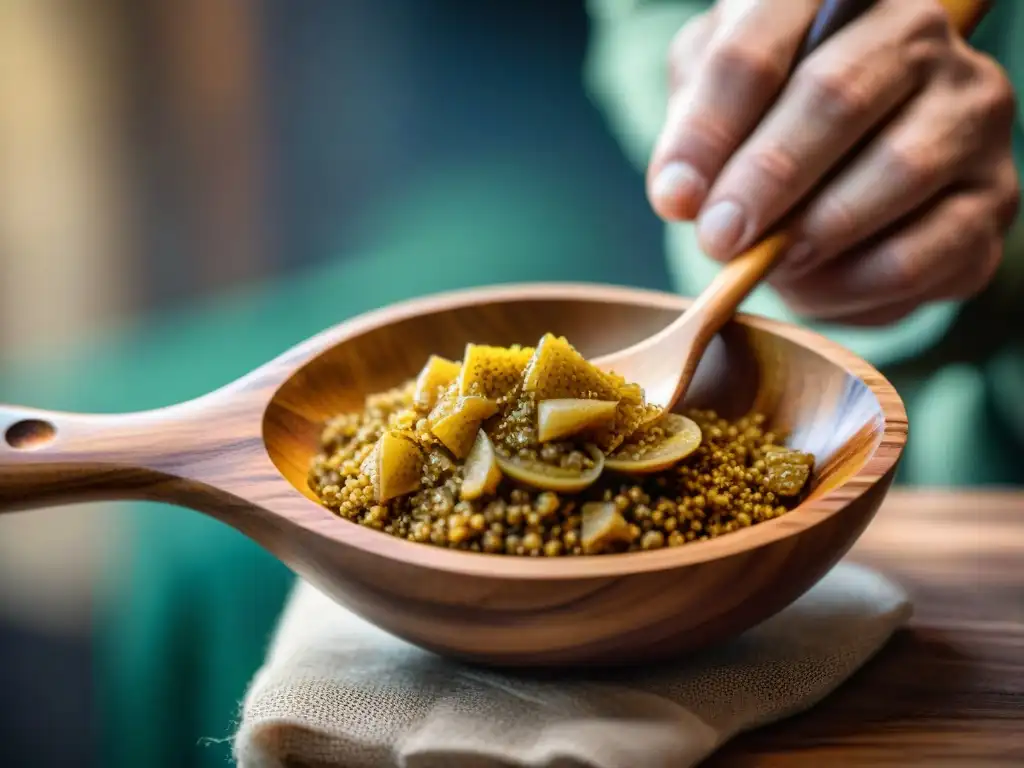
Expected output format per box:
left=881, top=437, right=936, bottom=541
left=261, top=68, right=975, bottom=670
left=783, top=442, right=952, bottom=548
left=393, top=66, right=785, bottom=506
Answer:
left=585, top=0, right=1024, bottom=484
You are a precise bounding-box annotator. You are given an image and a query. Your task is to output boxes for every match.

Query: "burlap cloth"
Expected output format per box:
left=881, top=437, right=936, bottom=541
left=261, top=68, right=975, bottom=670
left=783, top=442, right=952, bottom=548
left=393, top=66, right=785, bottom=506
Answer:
left=234, top=562, right=910, bottom=767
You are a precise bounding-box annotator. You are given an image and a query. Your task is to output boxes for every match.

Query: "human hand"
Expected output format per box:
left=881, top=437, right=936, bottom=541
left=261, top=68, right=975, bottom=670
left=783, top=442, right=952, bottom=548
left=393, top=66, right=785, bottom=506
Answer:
left=648, top=0, right=1019, bottom=325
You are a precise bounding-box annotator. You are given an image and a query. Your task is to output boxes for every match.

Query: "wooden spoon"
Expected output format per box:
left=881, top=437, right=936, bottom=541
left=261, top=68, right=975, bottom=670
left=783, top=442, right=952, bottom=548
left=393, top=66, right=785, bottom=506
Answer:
left=594, top=0, right=990, bottom=411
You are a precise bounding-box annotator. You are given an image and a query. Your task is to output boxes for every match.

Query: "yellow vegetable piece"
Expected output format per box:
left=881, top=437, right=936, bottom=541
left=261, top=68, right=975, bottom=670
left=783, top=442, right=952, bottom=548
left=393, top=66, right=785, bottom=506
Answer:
left=457, top=343, right=534, bottom=399
left=428, top=385, right=499, bottom=458
left=460, top=430, right=503, bottom=501
left=536, top=398, right=618, bottom=443
left=360, top=430, right=424, bottom=503
left=580, top=501, right=633, bottom=554
left=761, top=445, right=814, bottom=496
left=520, top=334, right=647, bottom=450
left=605, top=413, right=702, bottom=474
left=413, top=355, right=462, bottom=409
left=495, top=443, right=604, bottom=493
left=521, top=333, right=608, bottom=399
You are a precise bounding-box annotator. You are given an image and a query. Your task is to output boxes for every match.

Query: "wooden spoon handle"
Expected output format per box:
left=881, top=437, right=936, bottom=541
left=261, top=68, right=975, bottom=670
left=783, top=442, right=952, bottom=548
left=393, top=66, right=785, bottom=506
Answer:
left=0, top=401, right=238, bottom=513
left=699, top=0, right=989, bottom=317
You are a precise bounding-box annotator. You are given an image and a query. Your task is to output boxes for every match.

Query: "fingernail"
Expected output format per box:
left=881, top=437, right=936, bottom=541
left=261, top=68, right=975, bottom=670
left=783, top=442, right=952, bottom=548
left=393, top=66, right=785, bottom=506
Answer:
left=698, top=200, right=746, bottom=258
left=651, top=162, right=708, bottom=215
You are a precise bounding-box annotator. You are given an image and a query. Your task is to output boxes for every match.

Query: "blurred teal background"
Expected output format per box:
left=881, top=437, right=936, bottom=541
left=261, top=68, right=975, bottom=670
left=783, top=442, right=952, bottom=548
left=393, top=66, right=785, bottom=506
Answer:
left=0, top=2, right=667, bottom=766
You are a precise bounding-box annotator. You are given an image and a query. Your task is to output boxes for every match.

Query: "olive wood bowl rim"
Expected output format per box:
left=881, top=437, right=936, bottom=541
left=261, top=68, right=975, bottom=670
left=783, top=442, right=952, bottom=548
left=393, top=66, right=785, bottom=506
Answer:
left=267, top=282, right=907, bottom=579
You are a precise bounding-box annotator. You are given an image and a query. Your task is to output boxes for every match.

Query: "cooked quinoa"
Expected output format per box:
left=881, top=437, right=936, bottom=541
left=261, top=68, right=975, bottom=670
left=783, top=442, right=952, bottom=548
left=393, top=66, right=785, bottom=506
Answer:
left=309, top=334, right=813, bottom=556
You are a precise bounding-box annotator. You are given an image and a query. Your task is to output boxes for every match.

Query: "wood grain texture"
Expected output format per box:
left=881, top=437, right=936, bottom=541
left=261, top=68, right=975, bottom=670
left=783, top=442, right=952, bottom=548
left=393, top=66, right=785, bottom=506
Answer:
left=0, top=283, right=907, bottom=666
left=707, top=489, right=1024, bottom=767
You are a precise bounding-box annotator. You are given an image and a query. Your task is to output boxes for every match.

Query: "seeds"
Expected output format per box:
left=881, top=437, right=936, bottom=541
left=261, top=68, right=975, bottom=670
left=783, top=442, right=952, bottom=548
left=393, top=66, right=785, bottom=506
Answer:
left=308, top=342, right=813, bottom=556
left=310, top=395, right=809, bottom=555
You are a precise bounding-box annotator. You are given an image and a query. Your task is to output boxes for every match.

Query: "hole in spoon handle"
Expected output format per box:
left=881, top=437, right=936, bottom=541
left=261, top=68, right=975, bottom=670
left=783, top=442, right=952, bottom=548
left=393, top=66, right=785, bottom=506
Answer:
left=0, top=405, right=135, bottom=513
left=0, top=402, right=229, bottom=514
left=5, top=418, right=57, bottom=451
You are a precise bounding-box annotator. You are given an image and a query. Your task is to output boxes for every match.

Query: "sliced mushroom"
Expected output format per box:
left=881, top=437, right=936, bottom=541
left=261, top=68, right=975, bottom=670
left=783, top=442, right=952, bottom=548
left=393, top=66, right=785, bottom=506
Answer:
left=460, top=430, right=503, bottom=501
left=413, top=355, right=462, bottom=409
left=360, top=430, right=424, bottom=502
left=428, top=389, right=499, bottom=459
left=580, top=501, right=633, bottom=554
left=605, top=413, right=702, bottom=474
left=536, top=398, right=618, bottom=443
left=496, top=443, right=605, bottom=493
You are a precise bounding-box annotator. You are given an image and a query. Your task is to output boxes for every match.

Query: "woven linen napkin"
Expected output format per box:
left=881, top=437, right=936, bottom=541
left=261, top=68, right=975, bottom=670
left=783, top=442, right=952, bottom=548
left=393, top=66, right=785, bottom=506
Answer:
left=234, top=562, right=910, bottom=768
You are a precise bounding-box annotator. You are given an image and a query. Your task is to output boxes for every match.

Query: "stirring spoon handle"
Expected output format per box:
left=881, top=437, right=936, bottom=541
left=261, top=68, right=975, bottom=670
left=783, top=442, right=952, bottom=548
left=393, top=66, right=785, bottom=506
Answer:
left=660, top=0, right=989, bottom=410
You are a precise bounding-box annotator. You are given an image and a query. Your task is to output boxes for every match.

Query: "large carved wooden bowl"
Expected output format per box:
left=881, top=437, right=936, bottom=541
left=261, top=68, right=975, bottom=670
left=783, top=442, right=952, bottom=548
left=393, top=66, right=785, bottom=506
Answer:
left=0, top=283, right=907, bottom=667
left=262, top=283, right=907, bottom=666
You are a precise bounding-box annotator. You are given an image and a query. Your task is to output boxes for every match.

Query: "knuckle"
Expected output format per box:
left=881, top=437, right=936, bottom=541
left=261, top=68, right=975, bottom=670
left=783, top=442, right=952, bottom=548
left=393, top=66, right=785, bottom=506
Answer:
left=669, top=12, right=712, bottom=61
left=668, top=14, right=713, bottom=90
left=904, top=37, right=948, bottom=73
left=883, top=142, right=940, bottom=191
left=793, top=61, right=871, bottom=122
left=883, top=242, right=928, bottom=296
left=934, top=199, right=1000, bottom=297
left=952, top=240, right=1003, bottom=299
left=944, top=197, right=989, bottom=249
left=906, top=0, right=951, bottom=39
left=705, top=37, right=785, bottom=92
left=804, top=193, right=859, bottom=248
left=901, top=0, right=953, bottom=69
left=662, top=108, right=740, bottom=164
left=744, top=141, right=801, bottom=193
left=973, top=57, right=1017, bottom=123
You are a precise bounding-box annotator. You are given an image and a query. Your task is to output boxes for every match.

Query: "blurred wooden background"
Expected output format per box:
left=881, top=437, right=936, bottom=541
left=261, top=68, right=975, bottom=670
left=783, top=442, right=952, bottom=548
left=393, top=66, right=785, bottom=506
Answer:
left=0, top=0, right=269, bottom=622
left=0, top=2, right=268, bottom=763
left=0, top=0, right=268, bottom=366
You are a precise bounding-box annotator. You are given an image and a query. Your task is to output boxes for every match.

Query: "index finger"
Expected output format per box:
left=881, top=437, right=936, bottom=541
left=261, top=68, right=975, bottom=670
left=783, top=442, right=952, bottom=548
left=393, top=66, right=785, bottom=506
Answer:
left=648, top=0, right=820, bottom=221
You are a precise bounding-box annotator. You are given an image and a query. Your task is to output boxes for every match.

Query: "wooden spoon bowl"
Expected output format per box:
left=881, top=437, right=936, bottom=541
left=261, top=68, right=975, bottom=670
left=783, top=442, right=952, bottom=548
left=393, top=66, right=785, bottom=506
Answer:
left=0, top=283, right=906, bottom=667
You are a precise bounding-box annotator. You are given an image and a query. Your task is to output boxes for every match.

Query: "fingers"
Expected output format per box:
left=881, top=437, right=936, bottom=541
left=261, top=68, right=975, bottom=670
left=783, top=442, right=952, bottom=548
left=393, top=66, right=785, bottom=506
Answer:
left=695, top=0, right=949, bottom=261
left=666, top=10, right=716, bottom=94
left=777, top=88, right=975, bottom=280
left=771, top=190, right=1005, bottom=323
left=648, top=0, right=820, bottom=221
left=778, top=37, right=1020, bottom=280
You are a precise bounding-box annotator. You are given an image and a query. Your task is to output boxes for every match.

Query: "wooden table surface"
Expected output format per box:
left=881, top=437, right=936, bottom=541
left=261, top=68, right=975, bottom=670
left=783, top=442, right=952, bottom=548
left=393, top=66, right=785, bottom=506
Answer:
left=707, top=489, right=1023, bottom=767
